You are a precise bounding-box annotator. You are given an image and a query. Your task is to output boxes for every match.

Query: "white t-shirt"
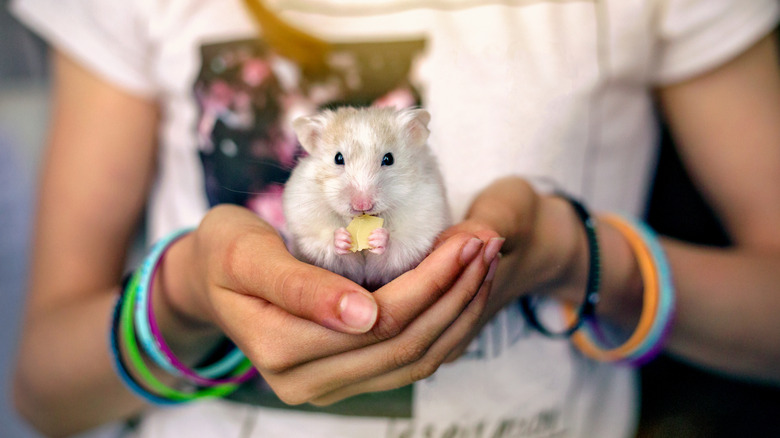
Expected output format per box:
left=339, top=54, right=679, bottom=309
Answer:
left=11, top=0, right=779, bottom=437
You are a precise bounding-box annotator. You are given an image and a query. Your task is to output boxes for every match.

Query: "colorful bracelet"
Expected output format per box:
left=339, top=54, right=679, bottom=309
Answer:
left=519, top=194, right=601, bottom=337
left=133, top=228, right=255, bottom=385
left=565, top=215, right=658, bottom=361
left=567, top=214, right=675, bottom=366
left=616, top=216, right=675, bottom=365
left=109, top=270, right=183, bottom=405
left=146, top=287, right=256, bottom=385
left=114, top=269, right=251, bottom=403
left=109, top=228, right=258, bottom=404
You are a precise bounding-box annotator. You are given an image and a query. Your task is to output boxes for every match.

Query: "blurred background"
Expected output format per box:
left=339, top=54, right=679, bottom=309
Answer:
left=0, top=0, right=48, bottom=436
left=0, top=0, right=778, bottom=436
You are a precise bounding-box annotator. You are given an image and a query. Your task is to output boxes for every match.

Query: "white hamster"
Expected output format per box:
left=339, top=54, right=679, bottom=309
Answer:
left=282, top=106, right=451, bottom=289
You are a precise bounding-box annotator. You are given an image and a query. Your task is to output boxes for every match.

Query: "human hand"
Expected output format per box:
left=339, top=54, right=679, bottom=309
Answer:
left=436, top=177, right=585, bottom=361
left=163, top=204, right=497, bottom=405
left=435, top=224, right=504, bottom=363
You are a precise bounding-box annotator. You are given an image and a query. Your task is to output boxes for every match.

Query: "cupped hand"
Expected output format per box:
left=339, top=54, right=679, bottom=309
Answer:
left=432, top=177, right=581, bottom=362
left=166, top=204, right=498, bottom=406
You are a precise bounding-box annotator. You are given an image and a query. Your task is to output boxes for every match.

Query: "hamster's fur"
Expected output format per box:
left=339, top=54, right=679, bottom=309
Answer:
left=282, top=106, right=451, bottom=289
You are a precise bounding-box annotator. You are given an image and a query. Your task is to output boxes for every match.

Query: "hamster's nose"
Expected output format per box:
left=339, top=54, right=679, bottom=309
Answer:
left=350, top=195, right=374, bottom=213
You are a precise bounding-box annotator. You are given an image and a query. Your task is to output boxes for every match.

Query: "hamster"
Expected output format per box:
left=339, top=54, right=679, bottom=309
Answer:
left=282, top=106, right=451, bottom=289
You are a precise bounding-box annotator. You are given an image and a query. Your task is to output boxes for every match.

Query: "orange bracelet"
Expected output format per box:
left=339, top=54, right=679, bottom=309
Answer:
left=565, top=214, right=659, bottom=361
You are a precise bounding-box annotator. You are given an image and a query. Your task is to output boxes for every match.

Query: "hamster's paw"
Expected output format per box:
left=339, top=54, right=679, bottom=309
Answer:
left=334, top=227, right=353, bottom=255
left=368, top=228, right=389, bottom=255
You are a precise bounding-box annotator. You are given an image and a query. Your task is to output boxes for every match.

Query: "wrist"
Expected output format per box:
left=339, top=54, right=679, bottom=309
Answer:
left=472, top=187, right=587, bottom=297
left=530, top=194, right=590, bottom=297
left=591, top=217, right=645, bottom=329
left=543, top=199, right=644, bottom=328
left=522, top=194, right=645, bottom=336
left=519, top=193, right=602, bottom=336
left=153, top=231, right=221, bottom=339
left=112, top=233, right=255, bottom=405
left=467, top=176, right=538, bottom=252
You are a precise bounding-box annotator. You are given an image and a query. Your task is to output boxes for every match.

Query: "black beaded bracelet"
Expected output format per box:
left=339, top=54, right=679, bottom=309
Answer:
left=519, top=193, right=601, bottom=338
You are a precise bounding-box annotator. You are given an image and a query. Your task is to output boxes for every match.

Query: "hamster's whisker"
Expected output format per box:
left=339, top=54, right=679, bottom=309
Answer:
left=241, top=158, right=297, bottom=172
left=217, top=186, right=262, bottom=195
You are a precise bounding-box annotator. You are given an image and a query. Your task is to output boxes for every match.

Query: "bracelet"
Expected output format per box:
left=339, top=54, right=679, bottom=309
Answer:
left=146, top=289, right=255, bottom=385
left=565, top=215, right=657, bottom=361
left=114, top=269, right=251, bottom=403
left=567, top=214, right=675, bottom=365
left=519, top=193, right=601, bottom=337
left=109, top=228, right=257, bottom=404
left=617, top=216, right=675, bottom=365
left=109, top=271, right=182, bottom=405
left=133, top=228, right=255, bottom=385
left=133, top=228, right=193, bottom=376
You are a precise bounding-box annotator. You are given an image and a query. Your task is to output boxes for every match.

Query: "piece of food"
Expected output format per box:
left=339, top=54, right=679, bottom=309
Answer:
left=346, top=214, right=384, bottom=252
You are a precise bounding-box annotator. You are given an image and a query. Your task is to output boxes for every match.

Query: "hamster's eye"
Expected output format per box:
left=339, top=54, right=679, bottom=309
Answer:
left=382, top=153, right=394, bottom=166
left=334, top=152, right=345, bottom=165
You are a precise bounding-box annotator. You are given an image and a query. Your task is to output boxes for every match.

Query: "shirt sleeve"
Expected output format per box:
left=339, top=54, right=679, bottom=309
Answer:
left=651, top=0, right=780, bottom=85
left=9, top=0, right=157, bottom=97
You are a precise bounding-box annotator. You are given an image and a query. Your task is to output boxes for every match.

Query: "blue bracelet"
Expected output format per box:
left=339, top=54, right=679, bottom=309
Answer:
left=133, top=228, right=247, bottom=379
left=621, top=216, right=675, bottom=365
left=109, top=271, right=183, bottom=405
left=577, top=215, right=675, bottom=366
left=133, top=228, right=194, bottom=376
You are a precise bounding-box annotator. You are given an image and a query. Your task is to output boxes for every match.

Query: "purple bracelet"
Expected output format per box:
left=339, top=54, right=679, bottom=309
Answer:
left=147, top=291, right=257, bottom=385
left=145, top=251, right=257, bottom=386
left=135, top=228, right=257, bottom=386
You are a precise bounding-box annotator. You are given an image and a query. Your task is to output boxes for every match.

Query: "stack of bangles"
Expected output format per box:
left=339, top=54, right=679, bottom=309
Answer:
left=519, top=194, right=676, bottom=366
left=110, top=228, right=257, bottom=405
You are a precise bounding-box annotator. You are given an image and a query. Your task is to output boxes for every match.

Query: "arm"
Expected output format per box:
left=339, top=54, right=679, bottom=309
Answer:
left=443, top=33, right=780, bottom=383
left=13, top=51, right=167, bottom=435
left=652, top=32, right=780, bottom=381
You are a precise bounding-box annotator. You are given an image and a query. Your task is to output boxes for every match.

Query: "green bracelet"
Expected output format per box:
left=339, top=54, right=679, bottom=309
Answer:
left=119, top=270, right=252, bottom=402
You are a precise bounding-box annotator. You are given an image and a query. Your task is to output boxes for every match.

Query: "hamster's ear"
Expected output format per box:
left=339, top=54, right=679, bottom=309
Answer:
left=292, top=115, right=324, bottom=154
left=401, top=108, right=431, bottom=147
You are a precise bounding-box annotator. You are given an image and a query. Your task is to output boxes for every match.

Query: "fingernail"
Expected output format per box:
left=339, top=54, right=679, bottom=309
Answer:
left=459, top=238, right=484, bottom=265
left=485, top=256, right=499, bottom=282
left=339, top=292, right=377, bottom=332
left=483, top=237, right=505, bottom=264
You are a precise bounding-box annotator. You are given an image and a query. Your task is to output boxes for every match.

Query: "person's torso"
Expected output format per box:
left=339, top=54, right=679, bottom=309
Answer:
left=139, top=1, right=653, bottom=436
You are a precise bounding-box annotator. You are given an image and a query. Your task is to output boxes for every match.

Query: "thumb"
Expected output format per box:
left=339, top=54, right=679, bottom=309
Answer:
left=203, top=205, right=378, bottom=334
left=219, top=230, right=377, bottom=334
left=267, top=260, right=379, bottom=334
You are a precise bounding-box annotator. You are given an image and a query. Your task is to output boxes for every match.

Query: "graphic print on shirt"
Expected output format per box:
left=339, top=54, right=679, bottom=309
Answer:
left=189, top=1, right=616, bottom=431
left=194, top=37, right=425, bottom=241
left=193, top=36, right=426, bottom=417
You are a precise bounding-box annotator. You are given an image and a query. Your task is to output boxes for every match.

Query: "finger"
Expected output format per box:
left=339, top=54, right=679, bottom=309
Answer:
left=216, top=226, right=378, bottom=335
left=434, top=220, right=501, bottom=249
left=443, top=256, right=500, bottom=363
left=368, top=233, right=484, bottom=341
left=211, top=290, right=374, bottom=375
left=208, top=223, right=483, bottom=377
left=433, top=225, right=471, bottom=248
left=310, top=255, right=497, bottom=405
left=434, top=222, right=482, bottom=248
left=266, top=242, right=492, bottom=405
left=199, top=207, right=383, bottom=369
